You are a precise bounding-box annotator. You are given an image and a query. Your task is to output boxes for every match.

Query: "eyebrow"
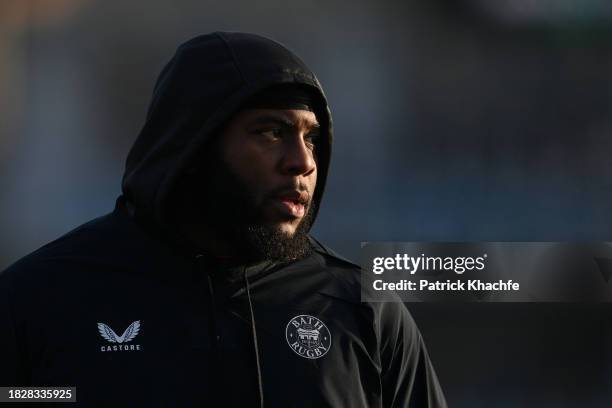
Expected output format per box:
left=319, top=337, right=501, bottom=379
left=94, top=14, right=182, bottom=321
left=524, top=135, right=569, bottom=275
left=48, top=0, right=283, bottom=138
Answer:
left=248, top=114, right=320, bottom=131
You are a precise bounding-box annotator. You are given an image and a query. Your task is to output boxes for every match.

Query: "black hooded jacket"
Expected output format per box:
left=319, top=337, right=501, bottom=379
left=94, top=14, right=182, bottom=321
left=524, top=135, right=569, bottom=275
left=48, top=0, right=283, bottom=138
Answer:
left=0, top=32, right=447, bottom=407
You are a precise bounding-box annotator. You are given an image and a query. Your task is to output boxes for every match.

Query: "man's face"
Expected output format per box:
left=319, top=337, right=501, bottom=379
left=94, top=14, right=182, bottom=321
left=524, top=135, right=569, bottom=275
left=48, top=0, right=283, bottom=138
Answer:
left=218, top=108, right=319, bottom=237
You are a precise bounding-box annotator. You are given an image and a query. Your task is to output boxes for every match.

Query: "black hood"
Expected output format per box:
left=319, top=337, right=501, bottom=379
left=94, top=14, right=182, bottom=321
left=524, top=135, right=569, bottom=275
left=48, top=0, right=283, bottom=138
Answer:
left=121, top=32, right=332, bottom=230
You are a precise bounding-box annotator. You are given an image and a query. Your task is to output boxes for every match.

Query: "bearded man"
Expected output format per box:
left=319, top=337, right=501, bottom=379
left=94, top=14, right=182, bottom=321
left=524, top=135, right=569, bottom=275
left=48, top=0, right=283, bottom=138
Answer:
left=0, top=32, right=447, bottom=407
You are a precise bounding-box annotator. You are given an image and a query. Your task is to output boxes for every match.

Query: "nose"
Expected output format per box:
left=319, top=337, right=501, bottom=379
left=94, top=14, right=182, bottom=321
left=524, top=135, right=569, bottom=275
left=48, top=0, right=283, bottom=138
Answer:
left=279, top=133, right=317, bottom=176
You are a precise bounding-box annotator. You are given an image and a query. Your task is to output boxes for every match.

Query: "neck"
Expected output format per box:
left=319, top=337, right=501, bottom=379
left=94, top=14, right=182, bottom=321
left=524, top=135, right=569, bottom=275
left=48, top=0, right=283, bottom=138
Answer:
left=180, top=220, right=236, bottom=258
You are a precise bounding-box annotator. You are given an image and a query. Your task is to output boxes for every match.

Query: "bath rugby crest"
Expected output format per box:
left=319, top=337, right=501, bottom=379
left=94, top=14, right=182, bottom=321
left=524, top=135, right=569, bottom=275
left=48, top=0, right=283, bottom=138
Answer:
left=285, top=315, right=331, bottom=359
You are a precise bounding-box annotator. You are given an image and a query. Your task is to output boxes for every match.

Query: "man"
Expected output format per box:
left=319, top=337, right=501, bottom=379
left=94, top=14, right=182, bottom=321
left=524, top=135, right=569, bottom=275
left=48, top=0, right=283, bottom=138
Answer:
left=0, top=32, right=447, bottom=407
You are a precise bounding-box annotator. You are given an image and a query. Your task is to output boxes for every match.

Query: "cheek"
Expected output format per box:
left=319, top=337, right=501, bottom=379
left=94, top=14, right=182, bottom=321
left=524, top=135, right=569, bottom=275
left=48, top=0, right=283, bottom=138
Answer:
left=309, top=167, right=318, bottom=193
left=225, top=148, right=276, bottom=200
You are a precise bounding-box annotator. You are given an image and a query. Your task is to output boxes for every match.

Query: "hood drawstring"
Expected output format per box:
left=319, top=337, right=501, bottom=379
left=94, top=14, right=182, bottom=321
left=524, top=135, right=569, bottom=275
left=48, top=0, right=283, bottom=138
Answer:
left=244, top=266, right=264, bottom=408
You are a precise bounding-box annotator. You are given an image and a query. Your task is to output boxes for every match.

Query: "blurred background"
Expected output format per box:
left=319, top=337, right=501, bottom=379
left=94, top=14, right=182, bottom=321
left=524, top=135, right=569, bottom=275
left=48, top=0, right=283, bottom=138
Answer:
left=2, top=0, right=612, bottom=406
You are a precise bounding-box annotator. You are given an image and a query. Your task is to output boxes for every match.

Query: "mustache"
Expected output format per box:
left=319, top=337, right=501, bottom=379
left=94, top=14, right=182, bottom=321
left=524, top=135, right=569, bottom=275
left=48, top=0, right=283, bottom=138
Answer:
left=267, top=184, right=312, bottom=205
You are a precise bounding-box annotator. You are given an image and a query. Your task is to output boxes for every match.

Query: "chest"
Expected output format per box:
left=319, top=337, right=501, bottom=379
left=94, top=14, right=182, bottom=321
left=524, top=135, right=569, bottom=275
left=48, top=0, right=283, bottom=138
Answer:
left=23, top=277, right=382, bottom=407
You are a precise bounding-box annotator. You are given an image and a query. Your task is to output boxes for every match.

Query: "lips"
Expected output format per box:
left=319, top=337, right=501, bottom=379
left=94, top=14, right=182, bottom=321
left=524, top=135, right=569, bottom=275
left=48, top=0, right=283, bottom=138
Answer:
left=278, top=190, right=309, bottom=204
left=274, top=190, right=309, bottom=219
left=278, top=199, right=305, bottom=218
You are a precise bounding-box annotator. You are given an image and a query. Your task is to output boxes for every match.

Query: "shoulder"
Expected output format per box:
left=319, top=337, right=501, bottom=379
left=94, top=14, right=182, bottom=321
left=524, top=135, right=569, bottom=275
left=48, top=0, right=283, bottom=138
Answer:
left=307, top=236, right=362, bottom=303
left=0, top=211, right=125, bottom=290
left=308, top=236, right=414, bottom=322
left=0, top=211, right=126, bottom=330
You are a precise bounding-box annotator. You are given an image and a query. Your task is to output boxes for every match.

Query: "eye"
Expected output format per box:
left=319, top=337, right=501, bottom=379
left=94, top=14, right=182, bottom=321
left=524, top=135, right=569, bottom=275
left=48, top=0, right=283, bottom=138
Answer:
left=255, top=128, right=283, bottom=142
left=304, top=131, right=319, bottom=150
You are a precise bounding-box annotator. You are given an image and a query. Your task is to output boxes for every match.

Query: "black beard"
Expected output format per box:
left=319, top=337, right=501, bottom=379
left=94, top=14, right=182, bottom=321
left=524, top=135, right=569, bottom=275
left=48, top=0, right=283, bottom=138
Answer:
left=175, top=154, right=315, bottom=264
left=243, top=205, right=315, bottom=264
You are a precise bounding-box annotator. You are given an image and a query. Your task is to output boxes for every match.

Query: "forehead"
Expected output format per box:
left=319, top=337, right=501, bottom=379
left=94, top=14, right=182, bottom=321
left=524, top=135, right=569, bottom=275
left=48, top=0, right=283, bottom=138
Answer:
left=229, top=108, right=319, bottom=129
